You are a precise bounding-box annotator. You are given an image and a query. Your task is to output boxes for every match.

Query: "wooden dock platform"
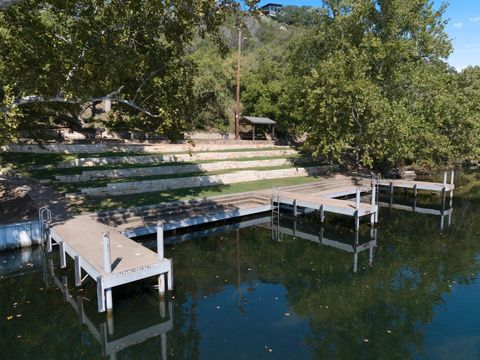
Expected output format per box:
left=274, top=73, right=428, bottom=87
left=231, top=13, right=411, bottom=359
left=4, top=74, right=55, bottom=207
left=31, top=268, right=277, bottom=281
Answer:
left=48, top=215, right=173, bottom=313
left=376, top=171, right=455, bottom=195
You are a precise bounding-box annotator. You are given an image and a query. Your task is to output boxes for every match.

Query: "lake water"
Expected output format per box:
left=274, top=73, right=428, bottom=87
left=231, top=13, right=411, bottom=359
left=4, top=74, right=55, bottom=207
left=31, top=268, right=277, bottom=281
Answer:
left=1, top=171, right=480, bottom=359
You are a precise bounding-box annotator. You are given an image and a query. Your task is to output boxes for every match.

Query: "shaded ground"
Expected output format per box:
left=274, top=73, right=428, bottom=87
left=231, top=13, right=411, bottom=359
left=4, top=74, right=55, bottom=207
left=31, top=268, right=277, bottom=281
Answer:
left=0, top=177, right=72, bottom=224
left=0, top=180, right=37, bottom=223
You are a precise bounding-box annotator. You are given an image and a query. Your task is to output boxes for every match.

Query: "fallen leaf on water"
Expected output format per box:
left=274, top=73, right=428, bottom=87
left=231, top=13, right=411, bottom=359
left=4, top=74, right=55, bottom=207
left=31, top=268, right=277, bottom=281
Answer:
left=6, top=315, right=13, bottom=320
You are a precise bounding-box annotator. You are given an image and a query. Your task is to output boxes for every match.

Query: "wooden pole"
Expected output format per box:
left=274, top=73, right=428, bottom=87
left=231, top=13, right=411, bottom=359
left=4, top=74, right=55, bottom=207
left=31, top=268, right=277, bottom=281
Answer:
left=235, top=28, right=242, bottom=140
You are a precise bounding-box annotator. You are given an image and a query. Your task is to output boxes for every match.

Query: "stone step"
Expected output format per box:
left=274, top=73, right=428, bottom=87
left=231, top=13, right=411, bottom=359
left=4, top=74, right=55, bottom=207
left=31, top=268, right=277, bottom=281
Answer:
left=81, top=166, right=336, bottom=197
left=3, top=142, right=282, bottom=154
left=45, top=149, right=299, bottom=169
left=55, top=158, right=309, bottom=182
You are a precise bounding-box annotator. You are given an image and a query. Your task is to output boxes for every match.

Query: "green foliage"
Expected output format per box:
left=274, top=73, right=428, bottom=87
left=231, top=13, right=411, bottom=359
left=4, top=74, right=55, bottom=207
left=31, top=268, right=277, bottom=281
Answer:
left=0, top=0, right=256, bottom=141
left=284, top=0, right=478, bottom=170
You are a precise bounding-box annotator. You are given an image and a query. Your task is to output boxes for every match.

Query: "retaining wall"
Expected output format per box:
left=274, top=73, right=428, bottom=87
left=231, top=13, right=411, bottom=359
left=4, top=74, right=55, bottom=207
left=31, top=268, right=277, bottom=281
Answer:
left=80, top=165, right=334, bottom=196
left=47, top=149, right=298, bottom=169
left=0, top=221, right=42, bottom=251
left=3, top=141, right=279, bottom=154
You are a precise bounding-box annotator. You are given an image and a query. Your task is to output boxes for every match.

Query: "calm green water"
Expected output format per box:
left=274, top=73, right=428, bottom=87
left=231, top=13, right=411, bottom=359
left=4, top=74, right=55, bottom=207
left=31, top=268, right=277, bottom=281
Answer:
left=1, top=171, right=480, bottom=359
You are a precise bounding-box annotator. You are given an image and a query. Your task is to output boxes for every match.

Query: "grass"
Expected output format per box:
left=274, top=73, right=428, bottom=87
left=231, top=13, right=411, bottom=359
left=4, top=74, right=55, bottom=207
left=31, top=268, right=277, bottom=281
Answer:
left=74, top=175, right=324, bottom=213
left=27, top=155, right=303, bottom=179
left=0, top=146, right=291, bottom=168
left=51, top=162, right=325, bottom=193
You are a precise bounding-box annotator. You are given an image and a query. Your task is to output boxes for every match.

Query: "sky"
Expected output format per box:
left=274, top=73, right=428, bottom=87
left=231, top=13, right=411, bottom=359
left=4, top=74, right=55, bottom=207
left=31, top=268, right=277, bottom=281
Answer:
left=258, top=0, right=480, bottom=71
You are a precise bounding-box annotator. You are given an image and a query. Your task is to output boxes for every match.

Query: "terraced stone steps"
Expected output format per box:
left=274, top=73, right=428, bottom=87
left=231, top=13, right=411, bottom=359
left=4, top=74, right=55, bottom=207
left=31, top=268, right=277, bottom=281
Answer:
left=79, top=165, right=333, bottom=196
left=54, top=158, right=309, bottom=182
left=44, top=148, right=298, bottom=169
left=4, top=142, right=281, bottom=154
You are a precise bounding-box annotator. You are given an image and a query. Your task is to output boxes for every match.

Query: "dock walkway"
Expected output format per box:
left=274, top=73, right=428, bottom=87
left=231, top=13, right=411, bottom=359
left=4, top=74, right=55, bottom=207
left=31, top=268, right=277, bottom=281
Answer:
left=49, top=215, right=172, bottom=312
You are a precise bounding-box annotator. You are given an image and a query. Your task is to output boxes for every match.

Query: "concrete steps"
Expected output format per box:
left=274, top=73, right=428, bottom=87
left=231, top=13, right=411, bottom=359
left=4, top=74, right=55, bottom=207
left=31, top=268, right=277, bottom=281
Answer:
left=55, top=158, right=309, bottom=183
left=45, top=148, right=298, bottom=169
left=79, top=165, right=335, bottom=197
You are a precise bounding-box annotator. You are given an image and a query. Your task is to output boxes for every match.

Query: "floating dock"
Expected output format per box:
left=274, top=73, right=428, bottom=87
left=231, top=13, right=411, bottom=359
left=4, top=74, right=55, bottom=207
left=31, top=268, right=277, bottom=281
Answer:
left=48, top=215, right=173, bottom=312
left=43, top=173, right=455, bottom=313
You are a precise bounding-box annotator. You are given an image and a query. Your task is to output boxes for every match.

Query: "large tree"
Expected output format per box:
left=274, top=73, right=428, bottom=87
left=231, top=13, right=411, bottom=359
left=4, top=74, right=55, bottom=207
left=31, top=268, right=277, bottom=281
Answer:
left=288, top=0, right=477, bottom=170
left=0, top=0, right=257, bottom=143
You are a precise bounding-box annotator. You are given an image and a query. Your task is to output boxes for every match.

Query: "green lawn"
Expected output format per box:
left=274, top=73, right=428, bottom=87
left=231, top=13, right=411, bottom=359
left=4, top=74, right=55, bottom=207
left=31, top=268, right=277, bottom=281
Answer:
left=52, top=162, right=324, bottom=193
left=75, top=175, right=325, bottom=213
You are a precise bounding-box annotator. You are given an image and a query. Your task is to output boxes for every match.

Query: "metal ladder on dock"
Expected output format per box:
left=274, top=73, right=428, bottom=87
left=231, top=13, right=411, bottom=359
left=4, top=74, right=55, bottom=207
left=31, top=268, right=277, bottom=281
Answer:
left=271, top=187, right=283, bottom=241
left=38, top=207, right=52, bottom=250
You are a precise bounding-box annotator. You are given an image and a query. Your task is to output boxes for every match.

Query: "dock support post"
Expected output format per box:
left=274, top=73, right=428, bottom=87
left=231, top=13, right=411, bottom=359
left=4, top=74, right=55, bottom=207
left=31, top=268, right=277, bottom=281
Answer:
left=370, top=184, right=376, bottom=225
left=293, top=200, right=297, bottom=217
left=167, top=264, right=174, bottom=291
left=97, top=277, right=106, bottom=313
left=389, top=182, right=394, bottom=196
left=443, top=172, right=447, bottom=187
left=320, top=205, right=325, bottom=223
left=355, top=188, right=360, bottom=231
left=157, top=224, right=166, bottom=297
left=356, top=187, right=360, bottom=209
left=102, top=233, right=113, bottom=313
left=103, top=232, right=112, bottom=273
left=413, top=184, right=417, bottom=197
left=46, top=225, right=52, bottom=253
left=74, top=256, right=82, bottom=287
left=59, top=241, right=66, bottom=268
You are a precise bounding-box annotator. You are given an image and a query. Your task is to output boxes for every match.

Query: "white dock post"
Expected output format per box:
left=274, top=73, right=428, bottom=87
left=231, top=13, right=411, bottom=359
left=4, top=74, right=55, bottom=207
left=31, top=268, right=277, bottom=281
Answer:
left=355, top=188, right=360, bottom=230
left=46, top=225, right=52, bottom=253
left=356, top=187, right=360, bottom=209
left=443, top=172, right=447, bottom=187
left=97, top=277, right=106, bottom=313
left=293, top=200, right=297, bottom=217
left=413, top=184, right=417, bottom=197
left=449, top=170, right=455, bottom=206
left=320, top=204, right=325, bottom=223
left=74, top=256, right=82, bottom=286
left=102, top=232, right=113, bottom=312
left=370, top=184, right=376, bottom=225
left=157, top=223, right=166, bottom=297
left=103, top=232, right=112, bottom=273
left=59, top=241, right=67, bottom=268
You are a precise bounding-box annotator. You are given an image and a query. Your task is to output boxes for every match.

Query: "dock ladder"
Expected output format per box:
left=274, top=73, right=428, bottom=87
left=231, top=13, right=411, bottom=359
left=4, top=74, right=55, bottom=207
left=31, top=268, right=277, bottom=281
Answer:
left=39, top=207, right=52, bottom=251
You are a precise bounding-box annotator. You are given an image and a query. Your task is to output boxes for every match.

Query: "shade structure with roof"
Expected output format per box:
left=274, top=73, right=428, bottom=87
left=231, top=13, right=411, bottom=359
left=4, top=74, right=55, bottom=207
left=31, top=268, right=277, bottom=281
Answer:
left=239, top=116, right=277, bottom=140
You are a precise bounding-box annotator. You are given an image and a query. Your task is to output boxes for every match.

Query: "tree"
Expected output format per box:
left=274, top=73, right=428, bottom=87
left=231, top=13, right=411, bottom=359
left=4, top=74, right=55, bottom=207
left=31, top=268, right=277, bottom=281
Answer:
left=0, top=0, right=258, bottom=143
left=287, top=0, right=477, bottom=170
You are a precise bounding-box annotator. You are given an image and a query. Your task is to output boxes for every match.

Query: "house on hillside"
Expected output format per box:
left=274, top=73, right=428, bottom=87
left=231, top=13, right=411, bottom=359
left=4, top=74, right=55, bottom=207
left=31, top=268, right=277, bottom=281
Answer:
left=260, top=3, right=283, bottom=17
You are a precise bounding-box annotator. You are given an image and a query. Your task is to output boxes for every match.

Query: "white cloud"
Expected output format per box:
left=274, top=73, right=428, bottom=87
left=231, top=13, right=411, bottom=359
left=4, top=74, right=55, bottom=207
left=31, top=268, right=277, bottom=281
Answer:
left=453, top=22, right=463, bottom=28
left=468, top=16, right=480, bottom=22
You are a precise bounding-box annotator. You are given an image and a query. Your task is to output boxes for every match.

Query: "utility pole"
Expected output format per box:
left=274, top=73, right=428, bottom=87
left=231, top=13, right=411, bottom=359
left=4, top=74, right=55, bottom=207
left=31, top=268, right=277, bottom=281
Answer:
left=235, top=28, right=242, bottom=140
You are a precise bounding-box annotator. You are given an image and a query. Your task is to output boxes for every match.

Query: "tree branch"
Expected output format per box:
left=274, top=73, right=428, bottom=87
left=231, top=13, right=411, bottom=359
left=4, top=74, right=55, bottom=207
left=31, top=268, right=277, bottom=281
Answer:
left=4, top=87, right=160, bottom=118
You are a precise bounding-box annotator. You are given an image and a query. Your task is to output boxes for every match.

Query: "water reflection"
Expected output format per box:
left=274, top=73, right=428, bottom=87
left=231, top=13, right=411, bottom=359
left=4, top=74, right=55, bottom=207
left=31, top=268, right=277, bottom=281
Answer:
left=269, top=215, right=377, bottom=273
left=45, top=259, right=173, bottom=360
left=3, top=170, right=480, bottom=359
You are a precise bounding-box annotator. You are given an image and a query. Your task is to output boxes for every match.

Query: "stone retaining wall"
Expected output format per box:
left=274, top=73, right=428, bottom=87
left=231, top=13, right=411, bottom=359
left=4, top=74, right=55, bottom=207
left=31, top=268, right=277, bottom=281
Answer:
left=3, top=141, right=279, bottom=154
left=47, top=149, right=298, bottom=169
left=80, top=166, right=334, bottom=196
left=55, top=158, right=306, bottom=182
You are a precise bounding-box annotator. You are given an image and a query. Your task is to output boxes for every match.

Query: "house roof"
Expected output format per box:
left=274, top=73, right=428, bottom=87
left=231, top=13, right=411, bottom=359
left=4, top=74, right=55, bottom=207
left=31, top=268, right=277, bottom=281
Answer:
left=260, top=3, right=283, bottom=9
left=241, top=116, right=277, bottom=125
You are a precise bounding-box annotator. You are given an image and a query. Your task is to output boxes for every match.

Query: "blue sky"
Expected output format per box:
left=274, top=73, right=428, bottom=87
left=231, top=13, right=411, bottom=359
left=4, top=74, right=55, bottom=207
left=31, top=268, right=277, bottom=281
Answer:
left=259, top=1, right=480, bottom=70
